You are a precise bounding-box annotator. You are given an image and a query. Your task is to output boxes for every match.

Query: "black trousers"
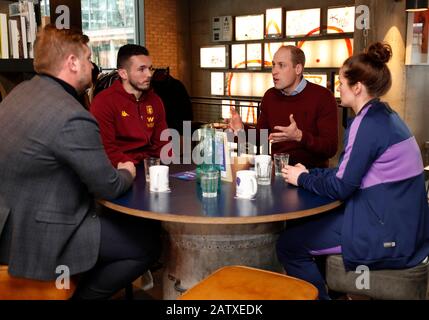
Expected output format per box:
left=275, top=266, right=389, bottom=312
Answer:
left=73, top=208, right=161, bottom=300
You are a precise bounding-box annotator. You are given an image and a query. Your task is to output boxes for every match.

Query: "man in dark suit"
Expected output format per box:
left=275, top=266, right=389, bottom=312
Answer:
left=0, top=25, right=160, bottom=299
left=151, top=68, right=193, bottom=135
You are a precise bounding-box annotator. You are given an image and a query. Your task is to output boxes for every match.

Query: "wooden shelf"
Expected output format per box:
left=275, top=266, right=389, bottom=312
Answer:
left=0, top=59, right=34, bottom=73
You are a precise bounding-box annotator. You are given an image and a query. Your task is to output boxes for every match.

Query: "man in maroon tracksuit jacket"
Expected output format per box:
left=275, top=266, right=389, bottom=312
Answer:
left=91, top=45, right=168, bottom=167
left=230, top=45, right=338, bottom=168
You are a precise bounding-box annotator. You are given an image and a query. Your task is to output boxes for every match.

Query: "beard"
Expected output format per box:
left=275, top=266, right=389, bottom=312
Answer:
left=128, top=77, right=151, bottom=93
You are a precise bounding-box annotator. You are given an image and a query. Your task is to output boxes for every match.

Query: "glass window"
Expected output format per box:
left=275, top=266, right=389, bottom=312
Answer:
left=40, top=0, right=50, bottom=16
left=39, top=1, right=137, bottom=69
left=81, top=0, right=137, bottom=69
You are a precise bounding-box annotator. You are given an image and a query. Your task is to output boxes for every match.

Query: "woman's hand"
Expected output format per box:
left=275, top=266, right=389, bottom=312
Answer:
left=282, top=163, right=309, bottom=186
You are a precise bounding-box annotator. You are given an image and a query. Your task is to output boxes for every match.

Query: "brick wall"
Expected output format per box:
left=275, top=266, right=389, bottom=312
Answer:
left=144, top=0, right=179, bottom=79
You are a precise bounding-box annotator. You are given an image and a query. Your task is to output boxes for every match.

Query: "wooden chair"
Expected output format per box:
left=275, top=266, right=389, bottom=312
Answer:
left=0, top=265, right=77, bottom=300
left=179, top=265, right=318, bottom=300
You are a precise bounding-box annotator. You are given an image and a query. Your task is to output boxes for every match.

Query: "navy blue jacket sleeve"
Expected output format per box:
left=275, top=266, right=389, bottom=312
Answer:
left=308, top=167, right=334, bottom=177
left=298, top=113, right=381, bottom=200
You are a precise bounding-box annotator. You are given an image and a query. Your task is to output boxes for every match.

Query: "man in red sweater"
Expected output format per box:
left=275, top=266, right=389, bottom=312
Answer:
left=91, top=45, right=168, bottom=166
left=230, top=46, right=338, bottom=168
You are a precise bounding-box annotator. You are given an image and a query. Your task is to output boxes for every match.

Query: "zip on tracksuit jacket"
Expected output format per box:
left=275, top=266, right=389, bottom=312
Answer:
left=91, top=80, right=169, bottom=167
left=298, top=99, right=429, bottom=271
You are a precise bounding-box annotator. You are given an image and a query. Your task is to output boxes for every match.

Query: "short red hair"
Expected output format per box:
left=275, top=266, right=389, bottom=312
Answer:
left=34, top=24, right=89, bottom=76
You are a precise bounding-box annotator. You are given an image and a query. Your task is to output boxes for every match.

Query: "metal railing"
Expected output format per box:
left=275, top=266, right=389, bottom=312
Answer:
left=190, top=96, right=262, bottom=125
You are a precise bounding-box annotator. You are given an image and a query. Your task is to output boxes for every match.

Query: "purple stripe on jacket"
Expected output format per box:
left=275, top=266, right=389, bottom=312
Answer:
left=336, top=106, right=371, bottom=179
left=310, top=246, right=342, bottom=256
left=360, top=137, right=423, bottom=189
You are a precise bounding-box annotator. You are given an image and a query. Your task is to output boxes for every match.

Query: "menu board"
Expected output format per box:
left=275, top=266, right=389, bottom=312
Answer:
left=327, top=6, right=355, bottom=33
left=200, top=46, right=227, bottom=68
left=235, top=14, right=264, bottom=40
left=286, top=8, right=321, bottom=37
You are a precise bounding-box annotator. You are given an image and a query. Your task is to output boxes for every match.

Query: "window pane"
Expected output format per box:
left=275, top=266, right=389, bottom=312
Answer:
left=81, top=0, right=137, bottom=69
left=40, top=0, right=50, bottom=16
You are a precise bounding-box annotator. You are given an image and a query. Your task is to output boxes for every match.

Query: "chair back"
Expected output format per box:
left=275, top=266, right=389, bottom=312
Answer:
left=179, top=265, right=318, bottom=300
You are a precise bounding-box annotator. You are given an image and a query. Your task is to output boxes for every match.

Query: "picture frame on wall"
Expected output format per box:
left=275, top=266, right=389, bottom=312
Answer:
left=239, top=101, right=258, bottom=124
left=303, top=73, right=328, bottom=88
left=265, top=8, right=283, bottom=38
left=227, top=72, right=272, bottom=97
left=286, top=8, right=321, bottom=37
left=333, top=73, right=340, bottom=99
left=211, top=72, right=225, bottom=95
left=235, top=14, right=264, bottom=41
left=299, top=38, right=353, bottom=68
left=246, top=43, right=262, bottom=69
left=231, top=44, right=246, bottom=69
left=212, top=16, right=233, bottom=42
left=200, top=45, right=228, bottom=68
left=327, top=6, right=355, bottom=34
left=221, top=99, right=235, bottom=120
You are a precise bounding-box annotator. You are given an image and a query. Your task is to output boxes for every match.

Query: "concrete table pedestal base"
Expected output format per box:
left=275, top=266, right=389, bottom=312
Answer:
left=161, top=221, right=285, bottom=300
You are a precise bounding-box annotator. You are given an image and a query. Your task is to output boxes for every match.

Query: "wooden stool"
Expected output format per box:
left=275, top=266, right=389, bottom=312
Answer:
left=326, top=255, right=429, bottom=300
left=179, top=265, right=318, bottom=300
left=0, top=265, right=77, bottom=300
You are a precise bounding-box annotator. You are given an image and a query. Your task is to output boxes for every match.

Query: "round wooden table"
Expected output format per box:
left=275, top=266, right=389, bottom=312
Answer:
left=99, top=164, right=341, bottom=299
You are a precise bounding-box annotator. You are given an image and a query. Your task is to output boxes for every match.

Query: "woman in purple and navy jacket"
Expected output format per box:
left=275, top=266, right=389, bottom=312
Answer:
left=277, top=42, right=429, bottom=300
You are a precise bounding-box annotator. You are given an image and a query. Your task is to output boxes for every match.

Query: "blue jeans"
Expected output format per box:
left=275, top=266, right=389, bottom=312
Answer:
left=276, top=208, right=344, bottom=300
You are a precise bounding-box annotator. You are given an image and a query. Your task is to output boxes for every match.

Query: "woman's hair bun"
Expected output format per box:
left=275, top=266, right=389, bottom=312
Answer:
left=366, top=42, right=392, bottom=64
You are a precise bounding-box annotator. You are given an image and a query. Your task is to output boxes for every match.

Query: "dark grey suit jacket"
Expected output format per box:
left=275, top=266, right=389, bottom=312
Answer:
left=0, top=75, right=133, bottom=280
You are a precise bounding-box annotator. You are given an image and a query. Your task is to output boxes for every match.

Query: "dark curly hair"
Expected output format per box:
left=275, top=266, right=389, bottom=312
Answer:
left=342, top=42, right=392, bottom=97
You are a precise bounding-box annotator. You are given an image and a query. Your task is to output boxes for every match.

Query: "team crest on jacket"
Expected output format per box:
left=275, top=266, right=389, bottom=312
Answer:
left=146, top=105, right=154, bottom=115
left=121, top=110, right=130, bottom=117
left=147, top=115, right=155, bottom=128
